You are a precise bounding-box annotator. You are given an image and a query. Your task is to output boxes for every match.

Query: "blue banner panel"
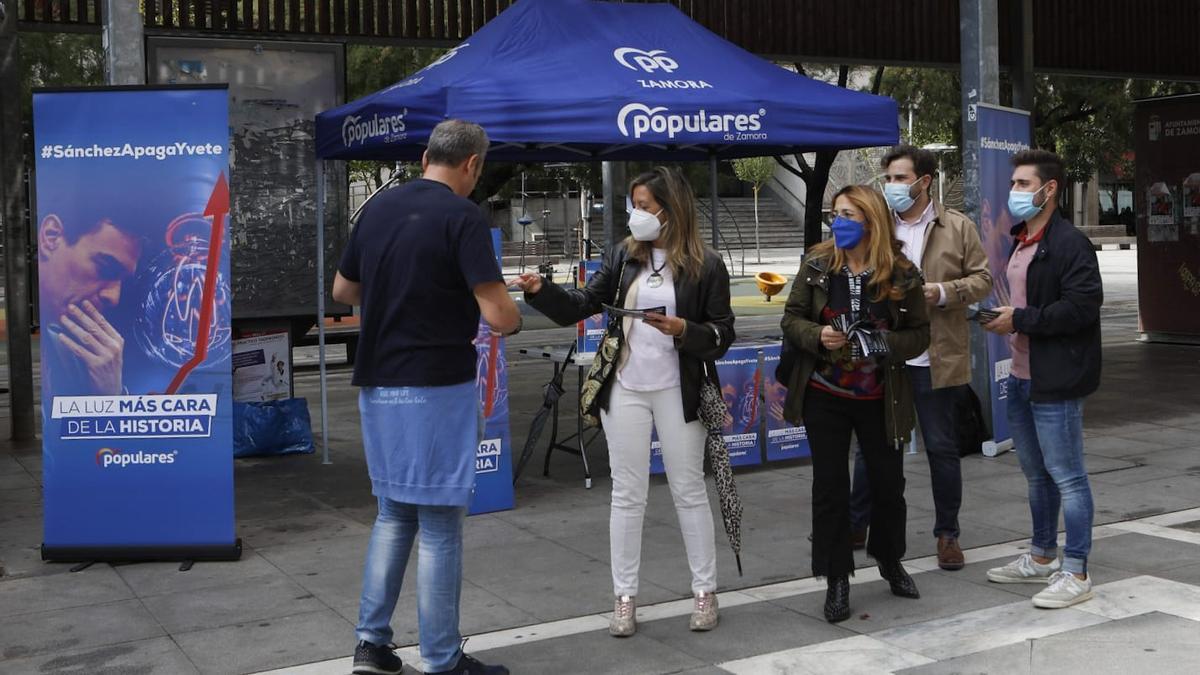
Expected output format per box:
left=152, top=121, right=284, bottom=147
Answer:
left=35, top=86, right=238, bottom=560
left=470, top=229, right=515, bottom=514
left=716, top=345, right=763, bottom=467
left=577, top=260, right=606, bottom=354
left=977, top=105, right=1032, bottom=448
left=760, top=343, right=810, bottom=461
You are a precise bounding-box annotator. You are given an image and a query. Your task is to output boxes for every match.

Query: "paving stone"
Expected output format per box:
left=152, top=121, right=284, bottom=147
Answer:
left=0, top=600, right=164, bottom=662
left=237, top=511, right=373, bottom=549
left=173, top=609, right=353, bottom=674
left=1086, top=533, right=1200, bottom=574
left=140, top=574, right=328, bottom=634
left=0, top=563, right=132, bottom=616
left=772, top=572, right=1022, bottom=633
left=115, top=551, right=284, bottom=598
left=895, top=641, right=1032, bottom=674
left=638, top=601, right=854, bottom=664
left=0, top=636, right=199, bottom=675
left=474, top=629, right=706, bottom=675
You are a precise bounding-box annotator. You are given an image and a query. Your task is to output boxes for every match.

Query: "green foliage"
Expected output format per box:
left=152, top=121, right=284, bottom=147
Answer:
left=18, top=32, right=105, bottom=123
left=732, top=156, right=775, bottom=190
left=880, top=67, right=1200, bottom=184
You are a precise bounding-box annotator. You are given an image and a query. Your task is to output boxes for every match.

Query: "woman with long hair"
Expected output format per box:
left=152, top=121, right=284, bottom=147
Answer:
left=511, top=166, right=734, bottom=637
left=779, top=185, right=930, bottom=623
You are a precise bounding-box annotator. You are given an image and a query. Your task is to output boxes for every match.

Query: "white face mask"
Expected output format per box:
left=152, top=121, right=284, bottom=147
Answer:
left=628, top=208, right=665, bottom=241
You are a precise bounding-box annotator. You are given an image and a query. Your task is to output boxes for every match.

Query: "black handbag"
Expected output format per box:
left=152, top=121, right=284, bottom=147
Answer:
left=954, top=385, right=990, bottom=457
left=775, top=339, right=796, bottom=386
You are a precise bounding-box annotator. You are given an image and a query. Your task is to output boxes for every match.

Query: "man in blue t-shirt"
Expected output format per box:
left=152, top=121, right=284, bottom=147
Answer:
left=333, top=119, right=520, bottom=675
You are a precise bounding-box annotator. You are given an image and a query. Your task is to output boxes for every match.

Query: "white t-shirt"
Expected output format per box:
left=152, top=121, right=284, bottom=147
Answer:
left=894, top=201, right=937, bottom=368
left=618, top=249, right=681, bottom=391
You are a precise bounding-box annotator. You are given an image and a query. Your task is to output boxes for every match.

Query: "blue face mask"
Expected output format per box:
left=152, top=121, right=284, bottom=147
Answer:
left=883, top=180, right=923, bottom=213
left=830, top=215, right=866, bottom=250
left=1008, top=184, right=1049, bottom=221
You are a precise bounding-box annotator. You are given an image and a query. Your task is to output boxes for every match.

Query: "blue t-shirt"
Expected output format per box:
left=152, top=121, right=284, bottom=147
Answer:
left=338, top=178, right=503, bottom=388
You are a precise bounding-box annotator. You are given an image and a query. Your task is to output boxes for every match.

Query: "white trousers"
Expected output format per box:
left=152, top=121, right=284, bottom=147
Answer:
left=601, top=380, right=717, bottom=596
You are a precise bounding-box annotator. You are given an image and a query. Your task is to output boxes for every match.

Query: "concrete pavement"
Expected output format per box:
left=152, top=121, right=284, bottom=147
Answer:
left=3, top=250, right=1200, bottom=674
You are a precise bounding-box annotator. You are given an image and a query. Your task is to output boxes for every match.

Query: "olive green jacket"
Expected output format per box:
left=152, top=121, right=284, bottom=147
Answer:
left=780, top=253, right=931, bottom=446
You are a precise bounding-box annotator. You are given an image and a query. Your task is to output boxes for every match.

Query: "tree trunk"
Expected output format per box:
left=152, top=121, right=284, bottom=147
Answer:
left=753, top=185, right=761, bottom=263
left=805, top=151, right=836, bottom=248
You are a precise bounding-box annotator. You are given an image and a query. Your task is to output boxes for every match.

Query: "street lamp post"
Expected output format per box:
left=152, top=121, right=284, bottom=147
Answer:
left=922, top=143, right=958, bottom=203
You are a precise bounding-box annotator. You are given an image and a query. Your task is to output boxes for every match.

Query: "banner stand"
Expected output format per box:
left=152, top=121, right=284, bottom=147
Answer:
left=43, top=541, right=243, bottom=564
left=35, top=85, right=240, bottom=564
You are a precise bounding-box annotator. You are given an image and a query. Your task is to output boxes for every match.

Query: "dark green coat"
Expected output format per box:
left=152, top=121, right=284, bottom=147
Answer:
left=780, top=253, right=931, bottom=447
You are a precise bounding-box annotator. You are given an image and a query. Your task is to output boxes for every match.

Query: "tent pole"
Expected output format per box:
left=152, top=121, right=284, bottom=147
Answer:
left=709, top=152, right=719, bottom=249
left=316, top=160, right=331, bottom=465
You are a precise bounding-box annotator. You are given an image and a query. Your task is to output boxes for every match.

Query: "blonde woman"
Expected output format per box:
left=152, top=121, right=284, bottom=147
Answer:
left=512, top=166, right=734, bottom=637
left=780, top=185, right=930, bottom=623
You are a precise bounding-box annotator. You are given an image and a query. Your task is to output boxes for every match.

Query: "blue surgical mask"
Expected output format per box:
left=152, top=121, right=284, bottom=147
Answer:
left=830, top=215, right=866, bottom=250
left=883, top=181, right=918, bottom=213
left=1008, top=184, right=1048, bottom=221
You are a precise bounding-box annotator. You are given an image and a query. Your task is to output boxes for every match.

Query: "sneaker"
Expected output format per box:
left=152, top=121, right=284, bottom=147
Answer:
left=986, top=553, right=1061, bottom=584
left=352, top=640, right=403, bottom=675
left=689, top=591, right=719, bottom=631
left=1032, top=571, right=1094, bottom=609
left=428, top=652, right=510, bottom=675
left=609, top=594, right=636, bottom=637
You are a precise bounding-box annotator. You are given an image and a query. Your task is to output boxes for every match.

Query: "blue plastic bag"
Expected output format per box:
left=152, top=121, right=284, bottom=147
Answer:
left=233, top=398, right=315, bottom=458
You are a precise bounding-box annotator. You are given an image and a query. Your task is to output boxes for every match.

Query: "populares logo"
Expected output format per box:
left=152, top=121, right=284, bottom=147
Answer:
left=613, top=47, right=679, bottom=74
left=342, top=108, right=408, bottom=148
left=1149, top=115, right=1161, bottom=142
left=95, top=447, right=178, bottom=468
left=617, top=103, right=767, bottom=141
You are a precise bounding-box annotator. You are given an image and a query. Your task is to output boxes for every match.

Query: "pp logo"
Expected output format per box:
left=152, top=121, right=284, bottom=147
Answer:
left=427, top=43, right=469, bottom=69
left=613, top=48, right=679, bottom=74
left=1148, top=115, right=1161, bottom=142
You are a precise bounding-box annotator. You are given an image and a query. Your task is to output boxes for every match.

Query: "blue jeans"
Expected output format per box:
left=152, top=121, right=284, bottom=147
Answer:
left=850, top=366, right=965, bottom=538
left=357, top=497, right=467, bottom=671
left=1007, top=376, right=1093, bottom=575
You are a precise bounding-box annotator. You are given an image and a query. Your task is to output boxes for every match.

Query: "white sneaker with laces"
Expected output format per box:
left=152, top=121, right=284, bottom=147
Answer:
left=986, top=553, right=1061, bottom=584
left=1032, top=570, right=1094, bottom=608
left=609, top=595, right=636, bottom=637
left=689, top=591, right=719, bottom=631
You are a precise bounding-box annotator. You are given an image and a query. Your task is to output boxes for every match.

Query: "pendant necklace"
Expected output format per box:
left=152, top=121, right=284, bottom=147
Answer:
left=647, top=256, right=667, bottom=288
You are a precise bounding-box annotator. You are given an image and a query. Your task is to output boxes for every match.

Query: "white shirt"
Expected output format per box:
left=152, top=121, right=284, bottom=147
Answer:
left=618, top=249, right=681, bottom=391
left=893, top=200, right=944, bottom=368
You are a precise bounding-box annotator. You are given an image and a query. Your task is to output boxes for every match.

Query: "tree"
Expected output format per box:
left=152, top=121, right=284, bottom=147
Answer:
left=732, top=156, right=775, bottom=262
left=879, top=68, right=1200, bottom=190
left=773, top=64, right=885, bottom=249
left=18, top=32, right=104, bottom=123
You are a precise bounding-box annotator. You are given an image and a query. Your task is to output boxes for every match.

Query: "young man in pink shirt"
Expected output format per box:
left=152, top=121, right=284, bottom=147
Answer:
left=983, top=149, right=1103, bottom=609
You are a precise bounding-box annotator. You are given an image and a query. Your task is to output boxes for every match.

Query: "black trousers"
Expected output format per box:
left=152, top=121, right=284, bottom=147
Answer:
left=805, top=386, right=907, bottom=578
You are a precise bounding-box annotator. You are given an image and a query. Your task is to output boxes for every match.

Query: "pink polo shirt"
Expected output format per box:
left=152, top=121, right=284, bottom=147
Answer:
left=1006, top=224, right=1046, bottom=379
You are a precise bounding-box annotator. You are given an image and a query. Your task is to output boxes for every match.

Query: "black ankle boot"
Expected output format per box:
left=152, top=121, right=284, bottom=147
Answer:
left=878, top=560, right=920, bottom=599
left=824, top=575, right=850, bottom=623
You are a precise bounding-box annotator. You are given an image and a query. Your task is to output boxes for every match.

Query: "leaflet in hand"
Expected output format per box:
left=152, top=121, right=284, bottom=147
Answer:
left=602, top=304, right=667, bottom=320
left=830, top=312, right=890, bottom=359
left=965, top=303, right=1001, bottom=324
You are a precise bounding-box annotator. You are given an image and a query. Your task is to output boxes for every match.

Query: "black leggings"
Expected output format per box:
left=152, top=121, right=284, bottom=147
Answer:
left=804, top=386, right=907, bottom=578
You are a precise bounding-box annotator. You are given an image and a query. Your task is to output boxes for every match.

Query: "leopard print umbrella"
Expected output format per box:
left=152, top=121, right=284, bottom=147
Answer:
left=698, top=366, right=744, bottom=576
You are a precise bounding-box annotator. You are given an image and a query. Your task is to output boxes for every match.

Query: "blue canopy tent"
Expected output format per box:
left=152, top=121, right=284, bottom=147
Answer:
left=310, top=0, right=899, bottom=460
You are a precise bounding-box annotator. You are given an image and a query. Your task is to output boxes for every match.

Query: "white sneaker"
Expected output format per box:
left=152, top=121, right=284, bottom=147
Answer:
left=609, top=595, right=636, bottom=637
left=1032, top=570, right=1094, bottom=609
left=986, top=553, right=1061, bottom=584
left=689, top=591, right=719, bottom=631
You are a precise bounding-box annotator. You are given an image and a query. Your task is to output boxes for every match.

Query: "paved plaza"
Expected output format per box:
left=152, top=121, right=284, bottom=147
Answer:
left=3, top=250, right=1200, bottom=674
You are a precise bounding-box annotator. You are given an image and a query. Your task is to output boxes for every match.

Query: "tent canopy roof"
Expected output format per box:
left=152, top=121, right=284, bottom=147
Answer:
left=315, top=0, right=899, bottom=162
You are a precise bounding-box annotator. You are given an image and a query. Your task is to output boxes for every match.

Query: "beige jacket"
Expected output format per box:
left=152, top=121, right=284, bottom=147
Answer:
left=916, top=200, right=993, bottom=389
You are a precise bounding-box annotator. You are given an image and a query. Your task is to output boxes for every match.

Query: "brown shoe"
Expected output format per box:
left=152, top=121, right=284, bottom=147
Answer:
left=937, top=535, right=965, bottom=570
left=850, top=527, right=867, bottom=550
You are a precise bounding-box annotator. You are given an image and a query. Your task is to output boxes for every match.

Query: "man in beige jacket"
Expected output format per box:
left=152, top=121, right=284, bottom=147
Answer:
left=849, top=145, right=993, bottom=570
